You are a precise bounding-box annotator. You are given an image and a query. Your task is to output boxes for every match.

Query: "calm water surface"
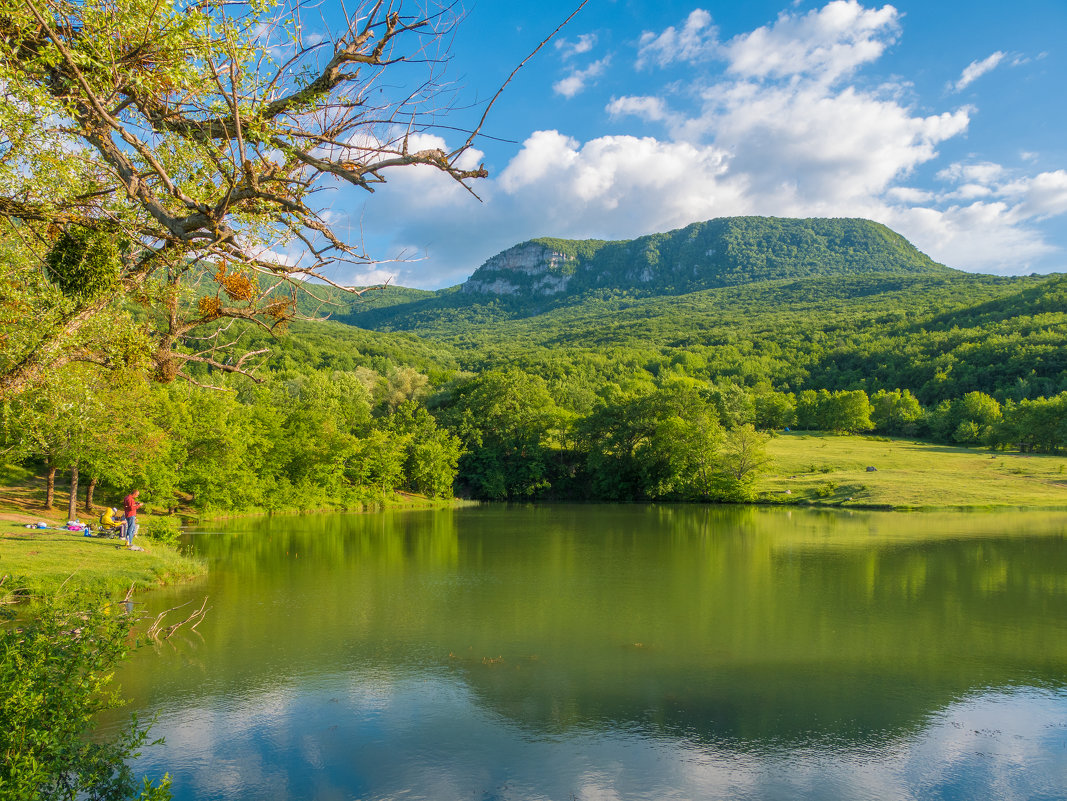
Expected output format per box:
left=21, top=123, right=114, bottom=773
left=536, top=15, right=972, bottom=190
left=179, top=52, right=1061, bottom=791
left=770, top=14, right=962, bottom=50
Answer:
left=108, top=505, right=1067, bottom=800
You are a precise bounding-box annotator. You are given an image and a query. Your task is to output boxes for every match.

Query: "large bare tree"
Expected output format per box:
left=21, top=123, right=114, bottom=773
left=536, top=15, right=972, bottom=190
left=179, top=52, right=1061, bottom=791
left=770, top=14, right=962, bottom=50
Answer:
left=0, top=0, right=528, bottom=396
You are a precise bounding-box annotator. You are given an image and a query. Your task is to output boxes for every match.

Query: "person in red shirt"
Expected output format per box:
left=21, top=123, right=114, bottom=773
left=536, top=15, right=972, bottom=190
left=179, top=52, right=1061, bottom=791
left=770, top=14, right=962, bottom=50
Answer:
left=123, top=490, right=143, bottom=547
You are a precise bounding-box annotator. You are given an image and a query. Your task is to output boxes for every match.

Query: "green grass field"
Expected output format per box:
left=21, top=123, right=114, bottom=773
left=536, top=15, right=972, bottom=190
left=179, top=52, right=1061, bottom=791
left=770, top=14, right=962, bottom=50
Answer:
left=762, top=432, right=1067, bottom=509
left=0, top=524, right=206, bottom=600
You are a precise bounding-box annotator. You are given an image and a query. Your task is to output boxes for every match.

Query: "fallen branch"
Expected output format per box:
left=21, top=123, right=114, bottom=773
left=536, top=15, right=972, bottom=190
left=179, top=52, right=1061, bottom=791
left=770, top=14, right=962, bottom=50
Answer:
left=145, top=596, right=210, bottom=641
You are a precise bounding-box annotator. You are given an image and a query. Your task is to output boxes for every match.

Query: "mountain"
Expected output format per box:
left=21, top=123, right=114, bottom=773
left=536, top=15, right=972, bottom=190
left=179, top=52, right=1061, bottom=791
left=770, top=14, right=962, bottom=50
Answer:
left=308, top=216, right=1066, bottom=405
left=339, top=217, right=956, bottom=331
left=463, top=216, right=951, bottom=298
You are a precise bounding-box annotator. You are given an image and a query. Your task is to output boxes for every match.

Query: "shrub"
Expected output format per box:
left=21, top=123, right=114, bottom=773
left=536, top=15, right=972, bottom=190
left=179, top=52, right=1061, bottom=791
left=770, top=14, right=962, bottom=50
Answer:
left=138, top=516, right=182, bottom=548
left=0, top=594, right=171, bottom=800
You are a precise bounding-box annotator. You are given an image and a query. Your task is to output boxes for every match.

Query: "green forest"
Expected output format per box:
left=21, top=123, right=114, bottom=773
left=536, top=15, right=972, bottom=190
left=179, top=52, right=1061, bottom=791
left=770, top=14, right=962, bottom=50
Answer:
left=5, top=218, right=1065, bottom=515
left=0, top=3, right=1064, bottom=795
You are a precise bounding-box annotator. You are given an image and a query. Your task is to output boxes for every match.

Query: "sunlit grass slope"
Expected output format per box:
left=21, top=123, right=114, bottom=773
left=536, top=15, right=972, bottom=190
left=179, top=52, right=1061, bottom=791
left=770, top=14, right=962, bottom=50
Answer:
left=0, top=525, right=205, bottom=598
left=762, top=432, right=1067, bottom=509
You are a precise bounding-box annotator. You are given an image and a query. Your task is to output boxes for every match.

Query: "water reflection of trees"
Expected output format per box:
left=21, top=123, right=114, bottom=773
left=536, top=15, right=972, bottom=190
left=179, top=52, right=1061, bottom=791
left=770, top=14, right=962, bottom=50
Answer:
left=123, top=507, right=1067, bottom=745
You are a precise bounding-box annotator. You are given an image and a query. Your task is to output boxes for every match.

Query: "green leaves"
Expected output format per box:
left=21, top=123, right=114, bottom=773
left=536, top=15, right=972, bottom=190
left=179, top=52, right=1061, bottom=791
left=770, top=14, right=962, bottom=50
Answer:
left=0, top=594, right=171, bottom=800
left=45, top=226, right=123, bottom=301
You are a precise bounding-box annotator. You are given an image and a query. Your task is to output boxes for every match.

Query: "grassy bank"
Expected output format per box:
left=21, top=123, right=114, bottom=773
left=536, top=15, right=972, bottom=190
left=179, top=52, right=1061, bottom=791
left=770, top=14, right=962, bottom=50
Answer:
left=0, top=523, right=205, bottom=599
left=191, top=491, right=474, bottom=522
left=761, top=432, right=1067, bottom=509
left=0, top=467, right=204, bottom=599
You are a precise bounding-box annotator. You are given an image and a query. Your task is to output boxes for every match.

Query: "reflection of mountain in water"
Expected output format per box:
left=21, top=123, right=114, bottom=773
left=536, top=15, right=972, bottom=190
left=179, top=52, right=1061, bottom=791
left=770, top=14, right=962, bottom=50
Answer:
left=119, top=507, right=1067, bottom=747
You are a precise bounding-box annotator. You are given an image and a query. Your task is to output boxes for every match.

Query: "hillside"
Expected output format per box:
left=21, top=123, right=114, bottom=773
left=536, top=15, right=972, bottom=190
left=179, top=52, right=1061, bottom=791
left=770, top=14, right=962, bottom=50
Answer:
left=319, top=217, right=1064, bottom=405
left=465, top=216, right=951, bottom=297
left=340, top=217, right=954, bottom=330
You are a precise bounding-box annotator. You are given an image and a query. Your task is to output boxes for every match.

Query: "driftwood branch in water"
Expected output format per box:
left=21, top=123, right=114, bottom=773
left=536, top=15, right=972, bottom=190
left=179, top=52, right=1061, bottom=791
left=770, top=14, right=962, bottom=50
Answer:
left=145, top=596, right=210, bottom=641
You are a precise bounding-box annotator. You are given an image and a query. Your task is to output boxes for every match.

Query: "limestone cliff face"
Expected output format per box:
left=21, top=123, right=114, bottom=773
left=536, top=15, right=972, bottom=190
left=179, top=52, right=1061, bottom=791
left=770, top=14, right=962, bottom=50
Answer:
left=462, top=242, right=575, bottom=296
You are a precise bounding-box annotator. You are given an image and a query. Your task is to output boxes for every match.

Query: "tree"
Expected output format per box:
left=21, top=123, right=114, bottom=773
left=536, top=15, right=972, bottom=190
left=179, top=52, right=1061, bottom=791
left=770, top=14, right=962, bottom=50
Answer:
left=715, top=424, right=770, bottom=501
left=440, top=368, right=562, bottom=500
left=2, top=367, right=161, bottom=515
left=823, top=390, right=874, bottom=433
left=707, top=383, right=754, bottom=428
left=795, top=389, right=872, bottom=433
left=795, top=389, right=824, bottom=430
left=995, top=393, right=1067, bottom=453
left=754, top=390, right=797, bottom=430
left=870, top=388, right=925, bottom=437
left=929, top=391, right=1002, bottom=445
left=576, top=382, right=722, bottom=501
left=386, top=401, right=462, bottom=499
left=0, top=0, right=497, bottom=398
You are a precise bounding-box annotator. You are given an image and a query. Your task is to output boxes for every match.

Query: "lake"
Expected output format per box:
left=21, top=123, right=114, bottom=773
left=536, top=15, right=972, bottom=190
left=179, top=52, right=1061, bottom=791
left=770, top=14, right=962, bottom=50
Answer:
left=108, top=505, right=1067, bottom=800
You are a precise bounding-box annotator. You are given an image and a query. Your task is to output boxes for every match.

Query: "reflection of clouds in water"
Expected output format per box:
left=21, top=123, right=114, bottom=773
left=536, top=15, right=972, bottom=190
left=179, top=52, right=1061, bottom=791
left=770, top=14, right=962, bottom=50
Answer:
left=901, top=689, right=1067, bottom=800
left=135, top=681, right=1067, bottom=801
left=151, top=686, right=301, bottom=799
left=668, top=688, right=1067, bottom=801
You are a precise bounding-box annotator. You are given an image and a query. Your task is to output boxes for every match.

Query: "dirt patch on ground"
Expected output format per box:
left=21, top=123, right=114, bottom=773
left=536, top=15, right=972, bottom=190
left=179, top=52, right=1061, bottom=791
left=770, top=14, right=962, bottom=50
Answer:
left=0, top=471, right=84, bottom=525
left=1, top=511, right=61, bottom=526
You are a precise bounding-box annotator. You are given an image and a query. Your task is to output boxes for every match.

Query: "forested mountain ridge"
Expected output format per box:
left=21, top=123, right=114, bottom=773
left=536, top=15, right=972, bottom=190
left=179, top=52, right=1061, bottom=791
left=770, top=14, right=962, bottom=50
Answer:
left=340, top=216, right=955, bottom=329
left=325, top=216, right=1064, bottom=408
left=465, top=216, right=950, bottom=296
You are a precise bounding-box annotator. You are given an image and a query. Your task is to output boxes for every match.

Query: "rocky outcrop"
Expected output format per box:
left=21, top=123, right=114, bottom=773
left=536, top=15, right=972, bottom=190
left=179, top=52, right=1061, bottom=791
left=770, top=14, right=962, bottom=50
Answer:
left=462, top=242, right=576, bottom=296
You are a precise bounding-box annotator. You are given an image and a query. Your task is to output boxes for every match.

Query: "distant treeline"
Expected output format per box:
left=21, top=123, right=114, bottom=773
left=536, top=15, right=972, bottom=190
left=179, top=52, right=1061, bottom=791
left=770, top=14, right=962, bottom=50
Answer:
left=433, top=367, right=1067, bottom=502
left=4, top=349, right=1065, bottom=513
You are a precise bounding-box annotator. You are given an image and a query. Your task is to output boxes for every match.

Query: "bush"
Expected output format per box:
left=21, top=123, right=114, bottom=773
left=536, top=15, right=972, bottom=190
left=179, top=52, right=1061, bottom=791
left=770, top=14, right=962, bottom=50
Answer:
left=138, top=516, right=182, bottom=548
left=0, top=594, right=171, bottom=800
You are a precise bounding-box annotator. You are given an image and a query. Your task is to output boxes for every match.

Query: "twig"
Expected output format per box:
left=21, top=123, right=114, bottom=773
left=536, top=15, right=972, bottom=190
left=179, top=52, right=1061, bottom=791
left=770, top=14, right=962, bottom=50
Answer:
left=146, top=596, right=210, bottom=640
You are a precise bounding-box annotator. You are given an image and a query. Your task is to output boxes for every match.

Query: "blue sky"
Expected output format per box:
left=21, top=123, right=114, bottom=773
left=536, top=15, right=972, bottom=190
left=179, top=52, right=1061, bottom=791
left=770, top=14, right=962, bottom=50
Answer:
left=306, top=0, right=1067, bottom=288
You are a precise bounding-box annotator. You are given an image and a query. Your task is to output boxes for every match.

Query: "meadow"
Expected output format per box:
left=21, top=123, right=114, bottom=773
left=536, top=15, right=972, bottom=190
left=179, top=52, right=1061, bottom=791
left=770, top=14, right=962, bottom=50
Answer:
left=763, top=432, right=1067, bottom=509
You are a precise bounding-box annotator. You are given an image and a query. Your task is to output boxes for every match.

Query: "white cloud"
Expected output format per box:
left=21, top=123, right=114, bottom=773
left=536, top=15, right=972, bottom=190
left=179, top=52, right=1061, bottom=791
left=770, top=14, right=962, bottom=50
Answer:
left=872, top=165, right=1067, bottom=271
left=345, top=267, right=398, bottom=287
left=695, top=83, right=969, bottom=206
left=1003, top=170, right=1067, bottom=220
left=553, top=56, right=611, bottom=98
left=952, top=51, right=1006, bottom=92
left=721, top=1, right=900, bottom=83
left=885, top=186, right=934, bottom=204
left=636, top=9, right=718, bottom=69
left=497, top=131, right=737, bottom=223
left=936, top=161, right=1005, bottom=185
left=336, top=2, right=1067, bottom=286
left=885, top=202, right=1058, bottom=274
left=555, top=33, right=597, bottom=59
left=606, top=95, right=674, bottom=123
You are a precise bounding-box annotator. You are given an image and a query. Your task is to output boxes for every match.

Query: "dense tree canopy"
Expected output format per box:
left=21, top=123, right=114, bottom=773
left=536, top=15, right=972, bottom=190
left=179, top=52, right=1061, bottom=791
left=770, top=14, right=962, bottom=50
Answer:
left=0, top=0, right=490, bottom=397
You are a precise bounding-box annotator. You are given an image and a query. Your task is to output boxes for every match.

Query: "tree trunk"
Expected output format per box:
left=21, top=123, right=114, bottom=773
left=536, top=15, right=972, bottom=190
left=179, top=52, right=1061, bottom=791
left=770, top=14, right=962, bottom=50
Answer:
left=84, top=476, right=97, bottom=514
left=45, top=460, right=56, bottom=510
left=67, top=462, right=79, bottom=522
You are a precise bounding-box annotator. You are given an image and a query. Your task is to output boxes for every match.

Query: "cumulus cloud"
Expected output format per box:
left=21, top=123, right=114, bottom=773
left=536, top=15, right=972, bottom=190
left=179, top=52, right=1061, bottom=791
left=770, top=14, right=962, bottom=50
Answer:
left=498, top=131, right=737, bottom=222
left=338, top=1, right=1065, bottom=286
left=885, top=202, right=1058, bottom=274
left=721, top=0, right=900, bottom=82
left=952, top=51, right=1006, bottom=92
left=695, top=83, right=970, bottom=205
left=637, top=9, right=718, bottom=69
left=606, top=95, right=674, bottom=123
left=1001, top=170, right=1067, bottom=220
left=553, top=56, right=611, bottom=98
